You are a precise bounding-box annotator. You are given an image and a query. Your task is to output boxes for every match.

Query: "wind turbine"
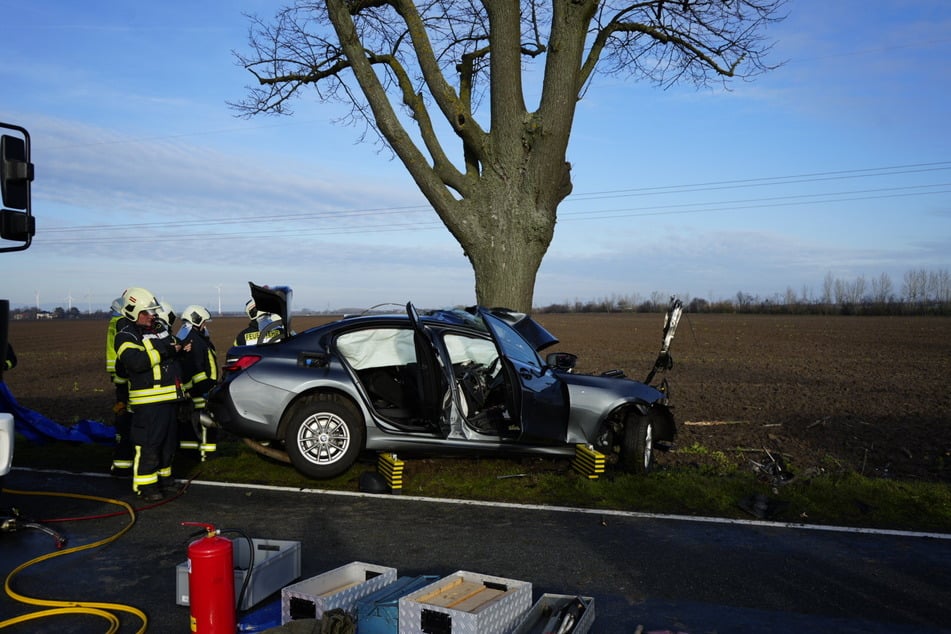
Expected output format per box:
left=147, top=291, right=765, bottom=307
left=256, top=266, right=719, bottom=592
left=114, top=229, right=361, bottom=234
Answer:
left=215, top=284, right=222, bottom=316
left=66, top=289, right=74, bottom=312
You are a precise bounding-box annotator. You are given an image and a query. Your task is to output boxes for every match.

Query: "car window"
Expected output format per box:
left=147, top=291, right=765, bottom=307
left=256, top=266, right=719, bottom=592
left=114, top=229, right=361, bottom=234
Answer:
left=481, top=311, right=542, bottom=369
left=335, top=327, right=416, bottom=369
left=443, top=333, right=498, bottom=367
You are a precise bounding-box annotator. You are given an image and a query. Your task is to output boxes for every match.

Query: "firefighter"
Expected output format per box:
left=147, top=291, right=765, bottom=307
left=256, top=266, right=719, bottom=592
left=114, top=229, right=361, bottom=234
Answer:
left=177, top=305, right=218, bottom=460
left=150, top=299, right=186, bottom=487
left=234, top=298, right=285, bottom=346
left=3, top=342, right=15, bottom=372
left=114, top=287, right=189, bottom=501
left=156, top=300, right=176, bottom=330
left=106, top=296, right=134, bottom=476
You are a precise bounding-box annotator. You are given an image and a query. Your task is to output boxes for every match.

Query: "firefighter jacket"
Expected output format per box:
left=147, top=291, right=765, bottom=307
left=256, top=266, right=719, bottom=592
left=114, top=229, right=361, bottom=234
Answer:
left=233, top=320, right=258, bottom=346
left=4, top=343, right=16, bottom=371
left=234, top=313, right=286, bottom=347
left=114, top=320, right=184, bottom=407
left=105, top=314, right=123, bottom=376
left=180, top=326, right=218, bottom=409
left=106, top=314, right=131, bottom=395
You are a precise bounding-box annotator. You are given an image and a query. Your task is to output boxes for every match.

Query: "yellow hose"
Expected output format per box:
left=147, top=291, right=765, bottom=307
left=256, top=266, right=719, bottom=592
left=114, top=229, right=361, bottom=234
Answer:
left=0, top=488, right=148, bottom=633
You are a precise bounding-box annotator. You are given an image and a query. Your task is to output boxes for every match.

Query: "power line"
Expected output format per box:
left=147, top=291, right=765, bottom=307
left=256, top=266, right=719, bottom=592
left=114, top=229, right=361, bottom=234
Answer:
left=567, top=162, right=951, bottom=201
left=34, top=160, right=951, bottom=245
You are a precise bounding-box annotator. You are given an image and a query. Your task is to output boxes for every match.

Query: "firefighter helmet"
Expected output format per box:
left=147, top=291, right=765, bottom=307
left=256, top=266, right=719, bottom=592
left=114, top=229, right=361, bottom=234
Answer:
left=245, top=298, right=258, bottom=320
left=119, top=287, right=160, bottom=321
left=182, top=305, right=212, bottom=328
left=156, top=301, right=176, bottom=326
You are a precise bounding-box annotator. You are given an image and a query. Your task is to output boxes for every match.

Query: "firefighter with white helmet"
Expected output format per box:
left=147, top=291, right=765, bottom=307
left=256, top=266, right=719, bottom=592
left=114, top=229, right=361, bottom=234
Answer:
left=113, top=287, right=189, bottom=501
left=234, top=297, right=285, bottom=346
left=177, top=305, right=218, bottom=460
left=155, top=300, right=177, bottom=330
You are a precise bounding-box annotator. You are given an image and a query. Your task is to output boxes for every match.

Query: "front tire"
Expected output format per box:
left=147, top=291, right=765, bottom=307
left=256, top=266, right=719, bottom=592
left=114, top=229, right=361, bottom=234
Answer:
left=618, top=414, right=654, bottom=475
left=284, top=395, right=364, bottom=479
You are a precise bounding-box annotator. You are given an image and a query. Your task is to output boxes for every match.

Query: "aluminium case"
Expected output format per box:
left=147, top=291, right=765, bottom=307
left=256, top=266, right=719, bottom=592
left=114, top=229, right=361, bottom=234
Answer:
left=281, top=561, right=397, bottom=624
left=511, top=593, right=595, bottom=634
left=397, top=570, right=531, bottom=634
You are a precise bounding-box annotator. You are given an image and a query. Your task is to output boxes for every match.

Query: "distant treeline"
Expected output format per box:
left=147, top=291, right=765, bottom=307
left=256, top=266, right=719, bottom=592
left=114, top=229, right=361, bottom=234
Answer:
left=535, top=269, right=951, bottom=316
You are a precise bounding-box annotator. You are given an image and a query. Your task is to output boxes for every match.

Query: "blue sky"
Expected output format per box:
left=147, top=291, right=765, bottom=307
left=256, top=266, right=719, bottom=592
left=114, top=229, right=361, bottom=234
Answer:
left=1, top=0, right=949, bottom=314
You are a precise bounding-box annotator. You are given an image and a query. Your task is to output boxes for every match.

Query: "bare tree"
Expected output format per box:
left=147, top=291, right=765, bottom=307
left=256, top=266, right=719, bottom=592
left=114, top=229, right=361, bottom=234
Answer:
left=822, top=271, right=835, bottom=305
left=233, top=1, right=785, bottom=311
left=902, top=268, right=928, bottom=304
left=833, top=277, right=847, bottom=305
left=870, top=272, right=893, bottom=304
left=784, top=286, right=797, bottom=306
left=927, top=268, right=951, bottom=303
left=849, top=274, right=867, bottom=305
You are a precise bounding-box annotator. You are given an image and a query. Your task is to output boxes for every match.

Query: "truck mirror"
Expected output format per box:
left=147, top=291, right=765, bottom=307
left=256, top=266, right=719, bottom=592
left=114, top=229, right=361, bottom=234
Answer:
left=1, top=123, right=35, bottom=253
left=1, top=133, right=33, bottom=210
left=0, top=210, right=35, bottom=242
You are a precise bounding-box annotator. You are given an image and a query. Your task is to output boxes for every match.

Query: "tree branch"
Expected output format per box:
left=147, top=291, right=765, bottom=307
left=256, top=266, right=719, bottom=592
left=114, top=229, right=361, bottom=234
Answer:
left=325, top=0, right=465, bottom=206
left=393, top=0, right=487, bottom=152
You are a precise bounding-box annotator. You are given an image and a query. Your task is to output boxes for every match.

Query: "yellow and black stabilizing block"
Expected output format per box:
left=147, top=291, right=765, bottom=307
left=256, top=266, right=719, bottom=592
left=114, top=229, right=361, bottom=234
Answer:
left=571, top=444, right=605, bottom=479
left=377, top=452, right=405, bottom=492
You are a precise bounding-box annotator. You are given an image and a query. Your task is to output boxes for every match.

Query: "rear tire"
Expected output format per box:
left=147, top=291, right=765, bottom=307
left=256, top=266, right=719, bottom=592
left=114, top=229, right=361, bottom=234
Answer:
left=284, top=395, right=364, bottom=479
left=618, top=415, right=654, bottom=475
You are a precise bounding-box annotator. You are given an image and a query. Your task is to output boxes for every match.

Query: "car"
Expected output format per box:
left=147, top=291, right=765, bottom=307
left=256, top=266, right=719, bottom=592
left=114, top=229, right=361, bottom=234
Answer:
left=205, top=283, right=681, bottom=480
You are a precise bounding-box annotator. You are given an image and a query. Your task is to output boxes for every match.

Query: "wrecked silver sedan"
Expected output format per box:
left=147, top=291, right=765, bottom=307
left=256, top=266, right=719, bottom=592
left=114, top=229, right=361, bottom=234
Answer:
left=206, top=284, right=680, bottom=480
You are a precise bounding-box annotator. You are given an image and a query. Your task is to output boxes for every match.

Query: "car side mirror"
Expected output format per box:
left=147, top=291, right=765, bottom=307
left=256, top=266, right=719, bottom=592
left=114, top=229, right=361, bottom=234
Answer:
left=546, top=352, right=577, bottom=372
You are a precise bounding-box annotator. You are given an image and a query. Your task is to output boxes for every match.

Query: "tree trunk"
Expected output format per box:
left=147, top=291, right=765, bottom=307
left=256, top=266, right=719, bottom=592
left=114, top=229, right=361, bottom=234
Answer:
left=460, top=198, right=554, bottom=312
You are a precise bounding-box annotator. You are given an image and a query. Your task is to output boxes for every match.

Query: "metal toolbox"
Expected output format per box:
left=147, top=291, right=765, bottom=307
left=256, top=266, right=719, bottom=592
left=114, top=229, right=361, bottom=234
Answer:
left=511, top=593, right=595, bottom=634
left=281, top=561, right=397, bottom=624
left=176, top=537, right=301, bottom=611
left=397, top=570, right=531, bottom=634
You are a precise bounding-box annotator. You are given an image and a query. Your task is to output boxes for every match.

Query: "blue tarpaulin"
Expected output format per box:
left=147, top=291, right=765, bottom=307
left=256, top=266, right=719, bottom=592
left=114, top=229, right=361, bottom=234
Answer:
left=0, top=381, right=116, bottom=445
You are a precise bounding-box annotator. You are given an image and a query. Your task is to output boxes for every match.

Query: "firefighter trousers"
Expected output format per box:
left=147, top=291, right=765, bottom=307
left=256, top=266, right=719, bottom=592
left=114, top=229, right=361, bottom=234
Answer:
left=130, top=400, right=177, bottom=494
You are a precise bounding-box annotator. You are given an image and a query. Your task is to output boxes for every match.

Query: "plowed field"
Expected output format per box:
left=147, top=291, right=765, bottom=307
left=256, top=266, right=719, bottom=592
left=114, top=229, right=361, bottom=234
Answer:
left=5, top=313, right=950, bottom=482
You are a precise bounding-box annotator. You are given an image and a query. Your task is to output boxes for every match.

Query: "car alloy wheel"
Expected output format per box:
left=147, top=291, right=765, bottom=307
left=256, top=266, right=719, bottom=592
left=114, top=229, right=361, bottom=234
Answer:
left=619, top=414, right=654, bottom=475
left=284, top=395, right=364, bottom=479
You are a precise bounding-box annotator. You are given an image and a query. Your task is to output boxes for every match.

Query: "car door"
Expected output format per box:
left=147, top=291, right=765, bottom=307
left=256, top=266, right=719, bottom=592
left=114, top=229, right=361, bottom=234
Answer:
left=406, top=302, right=454, bottom=435
left=478, top=308, right=568, bottom=444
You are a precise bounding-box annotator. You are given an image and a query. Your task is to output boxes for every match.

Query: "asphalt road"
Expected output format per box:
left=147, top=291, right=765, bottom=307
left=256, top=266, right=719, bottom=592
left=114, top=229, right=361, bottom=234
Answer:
left=1, top=469, right=950, bottom=634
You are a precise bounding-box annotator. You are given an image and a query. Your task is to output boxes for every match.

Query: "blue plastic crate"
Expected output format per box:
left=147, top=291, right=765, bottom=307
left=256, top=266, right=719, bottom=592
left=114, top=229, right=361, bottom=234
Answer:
left=356, top=575, right=439, bottom=634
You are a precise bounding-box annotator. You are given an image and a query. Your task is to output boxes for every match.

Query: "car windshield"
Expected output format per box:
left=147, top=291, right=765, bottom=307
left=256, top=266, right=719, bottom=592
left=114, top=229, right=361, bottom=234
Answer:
left=425, top=308, right=486, bottom=331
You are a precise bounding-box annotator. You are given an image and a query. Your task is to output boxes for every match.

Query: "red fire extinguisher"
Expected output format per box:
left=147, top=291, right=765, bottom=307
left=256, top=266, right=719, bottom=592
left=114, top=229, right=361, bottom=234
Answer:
left=182, top=521, right=236, bottom=634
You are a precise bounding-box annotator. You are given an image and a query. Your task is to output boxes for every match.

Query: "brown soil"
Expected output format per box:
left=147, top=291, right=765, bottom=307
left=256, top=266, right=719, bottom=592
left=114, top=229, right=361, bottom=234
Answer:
left=5, top=313, right=951, bottom=482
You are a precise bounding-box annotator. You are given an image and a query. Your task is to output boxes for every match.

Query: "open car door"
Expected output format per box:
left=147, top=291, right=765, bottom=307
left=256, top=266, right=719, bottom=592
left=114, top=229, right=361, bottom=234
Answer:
left=478, top=308, right=568, bottom=444
left=406, top=302, right=453, bottom=434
